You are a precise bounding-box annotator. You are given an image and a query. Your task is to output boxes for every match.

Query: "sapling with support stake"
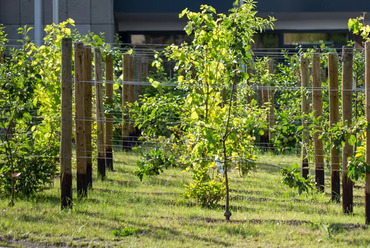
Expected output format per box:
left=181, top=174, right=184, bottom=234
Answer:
left=130, top=0, right=275, bottom=220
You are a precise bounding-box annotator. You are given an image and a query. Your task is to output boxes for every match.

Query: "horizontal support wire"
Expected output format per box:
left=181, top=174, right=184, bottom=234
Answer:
left=1, top=44, right=365, bottom=178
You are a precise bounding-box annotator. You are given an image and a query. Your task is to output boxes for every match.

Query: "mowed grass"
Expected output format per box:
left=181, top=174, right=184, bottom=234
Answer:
left=1, top=152, right=370, bottom=247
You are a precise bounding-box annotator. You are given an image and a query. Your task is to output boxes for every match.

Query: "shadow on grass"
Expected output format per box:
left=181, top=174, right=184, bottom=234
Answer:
left=18, top=213, right=57, bottom=224
left=30, top=193, right=60, bottom=206
left=230, top=189, right=264, bottom=195
left=255, top=162, right=282, bottom=173
left=345, top=237, right=370, bottom=246
left=104, top=178, right=139, bottom=188
left=145, top=178, right=187, bottom=188
left=130, top=191, right=183, bottom=196
left=94, top=188, right=123, bottom=195
left=140, top=215, right=367, bottom=231
left=124, top=220, right=232, bottom=247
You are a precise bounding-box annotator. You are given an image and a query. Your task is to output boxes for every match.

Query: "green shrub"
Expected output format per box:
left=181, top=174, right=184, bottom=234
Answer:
left=185, top=168, right=226, bottom=207
left=281, top=164, right=313, bottom=195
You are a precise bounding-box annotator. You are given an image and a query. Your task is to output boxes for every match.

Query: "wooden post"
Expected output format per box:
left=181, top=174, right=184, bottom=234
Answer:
left=312, top=53, right=325, bottom=192
left=342, top=47, right=354, bottom=213
left=139, top=57, right=148, bottom=96
left=260, top=62, right=270, bottom=150
left=105, top=55, right=114, bottom=170
left=329, top=52, right=340, bottom=202
left=60, top=38, right=73, bottom=209
left=122, top=54, right=134, bottom=149
left=137, top=56, right=143, bottom=97
left=83, top=46, right=93, bottom=189
left=300, top=55, right=310, bottom=179
left=94, top=48, right=105, bottom=180
left=129, top=56, right=136, bottom=134
left=268, top=59, right=275, bottom=150
left=365, top=41, right=370, bottom=224
left=74, top=43, right=87, bottom=197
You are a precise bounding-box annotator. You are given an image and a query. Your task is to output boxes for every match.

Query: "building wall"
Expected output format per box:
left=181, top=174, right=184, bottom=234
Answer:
left=114, top=0, right=370, bottom=32
left=114, top=0, right=370, bottom=14
left=0, top=0, right=115, bottom=45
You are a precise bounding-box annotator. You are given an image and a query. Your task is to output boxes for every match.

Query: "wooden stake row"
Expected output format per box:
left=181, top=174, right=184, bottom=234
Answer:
left=60, top=39, right=125, bottom=208
left=60, top=39, right=148, bottom=208
left=300, top=47, right=357, bottom=217
left=58, top=38, right=370, bottom=224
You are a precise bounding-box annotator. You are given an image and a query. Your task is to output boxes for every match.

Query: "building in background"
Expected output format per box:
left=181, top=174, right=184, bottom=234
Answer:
left=115, top=0, right=370, bottom=48
left=1, top=0, right=370, bottom=48
left=0, top=0, right=115, bottom=44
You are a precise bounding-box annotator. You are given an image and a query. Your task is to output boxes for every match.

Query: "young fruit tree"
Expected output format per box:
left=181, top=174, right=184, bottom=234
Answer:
left=132, top=0, right=275, bottom=220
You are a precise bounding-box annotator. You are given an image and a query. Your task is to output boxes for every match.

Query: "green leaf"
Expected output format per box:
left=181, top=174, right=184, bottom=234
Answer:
left=151, top=81, right=160, bottom=88
left=178, top=75, right=184, bottom=83
left=191, top=110, right=199, bottom=120
left=296, top=125, right=304, bottom=132
left=348, top=135, right=356, bottom=146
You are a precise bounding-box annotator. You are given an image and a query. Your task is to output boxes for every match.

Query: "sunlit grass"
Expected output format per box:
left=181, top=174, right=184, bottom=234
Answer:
left=0, top=152, right=369, bottom=247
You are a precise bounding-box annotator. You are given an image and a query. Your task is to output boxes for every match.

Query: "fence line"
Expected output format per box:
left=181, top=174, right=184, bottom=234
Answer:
left=31, top=38, right=366, bottom=223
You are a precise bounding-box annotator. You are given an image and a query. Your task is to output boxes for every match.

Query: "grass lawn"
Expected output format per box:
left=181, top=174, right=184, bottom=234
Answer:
left=1, top=152, right=369, bottom=247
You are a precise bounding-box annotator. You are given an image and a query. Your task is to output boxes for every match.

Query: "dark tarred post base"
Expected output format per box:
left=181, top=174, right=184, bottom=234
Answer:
left=302, top=159, right=309, bottom=179
left=87, top=163, right=92, bottom=189
left=331, top=171, right=340, bottom=203
left=106, top=149, right=113, bottom=171
left=315, top=169, right=325, bottom=192
left=366, top=193, right=370, bottom=224
left=77, top=173, right=87, bottom=198
left=342, top=176, right=353, bottom=214
left=98, top=157, right=106, bottom=180
left=61, top=173, right=72, bottom=209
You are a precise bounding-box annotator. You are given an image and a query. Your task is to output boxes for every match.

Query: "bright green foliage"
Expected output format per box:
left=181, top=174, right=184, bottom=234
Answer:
left=0, top=25, right=61, bottom=197
left=168, top=1, right=274, bottom=206
left=348, top=155, right=370, bottom=182
left=134, top=148, right=176, bottom=181
left=130, top=86, right=186, bottom=179
left=347, top=135, right=370, bottom=182
left=0, top=19, right=119, bottom=199
left=130, top=88, right=185, bottom=138
left=281, top=164, right=313, bottom=195
left=132, top=1, right=274, bottom=207
left=270, top=52, right=302, bottom=152
left=0, top=25, right=6, bottom=55
left=348, top=14, right=370, bottom=41
left=185, top=167, right=226, bottom=207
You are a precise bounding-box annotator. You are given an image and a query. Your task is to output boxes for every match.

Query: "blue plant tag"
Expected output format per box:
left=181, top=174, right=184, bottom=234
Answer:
left=215, top=155, right=224, bottom=174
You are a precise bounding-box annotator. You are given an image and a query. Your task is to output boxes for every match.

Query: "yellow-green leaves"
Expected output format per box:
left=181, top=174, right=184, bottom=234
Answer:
left=348, top=14, right=370, bottom=41
left=179, top=8, right=189, bottom=18
left=151, top=81, right=160, bottom=88
left=348, top=17, right=363, bottom=35
left=178, top=75, right=184, bottom=83
left=190, top=108, right=199, bottom=120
